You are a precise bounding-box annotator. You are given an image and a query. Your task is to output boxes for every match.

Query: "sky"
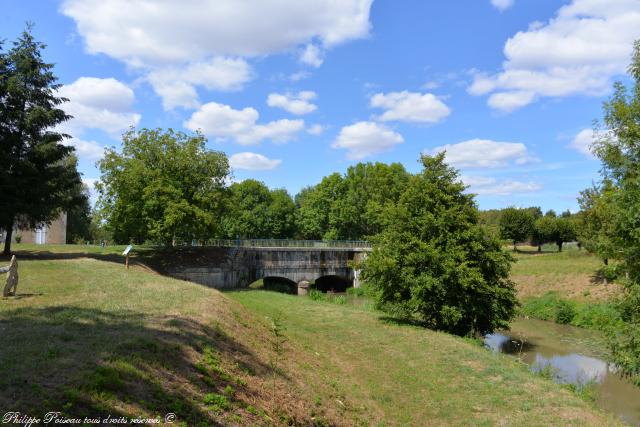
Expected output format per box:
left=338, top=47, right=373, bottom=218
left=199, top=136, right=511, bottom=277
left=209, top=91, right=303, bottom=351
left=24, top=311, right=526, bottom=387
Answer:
left=2, top=0, right=639, bottom=212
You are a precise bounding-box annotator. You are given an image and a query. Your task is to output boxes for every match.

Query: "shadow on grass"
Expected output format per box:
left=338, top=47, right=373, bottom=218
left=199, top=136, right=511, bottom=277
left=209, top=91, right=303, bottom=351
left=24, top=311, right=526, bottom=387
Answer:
left=0, top=306, right=277, bottom=425
left=514, top=248, right=559, bottom=255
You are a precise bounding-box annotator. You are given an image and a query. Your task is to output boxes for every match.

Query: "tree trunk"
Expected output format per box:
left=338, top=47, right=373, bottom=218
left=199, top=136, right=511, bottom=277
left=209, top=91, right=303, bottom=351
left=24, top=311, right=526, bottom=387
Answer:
left=537, top=244, right=542, bottom=252
left=513, top=241, right=517, bottom=252
left=557, top=241, right=563, bottom=252
left=3, top=219, right=14, bottom=256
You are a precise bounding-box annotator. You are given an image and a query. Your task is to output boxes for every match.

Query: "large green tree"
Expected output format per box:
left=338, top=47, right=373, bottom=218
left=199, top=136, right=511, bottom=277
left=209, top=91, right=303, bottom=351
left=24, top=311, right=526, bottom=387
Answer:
left=499, top=207, right=535, bottom=251
left=0, top=26, right=82, bottom=254
left=589, top=40, right=640, bottom=384
left=362, top=153, right=517, bottom=336
left=221, top=180, right=296, bottom=239
left=97, top=128, right=229, bottom=245
left=295, top=162, right=409, bottom=240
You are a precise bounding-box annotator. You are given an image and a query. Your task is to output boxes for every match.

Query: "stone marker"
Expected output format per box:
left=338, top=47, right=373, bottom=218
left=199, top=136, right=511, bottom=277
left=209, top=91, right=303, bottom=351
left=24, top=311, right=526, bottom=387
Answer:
left=2, top=255, right=18, bottom=297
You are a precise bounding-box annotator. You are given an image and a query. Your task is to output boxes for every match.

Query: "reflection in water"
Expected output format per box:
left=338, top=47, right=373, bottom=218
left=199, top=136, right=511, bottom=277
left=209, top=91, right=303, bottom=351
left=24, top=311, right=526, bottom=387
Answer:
left=485, top=318, right=640, bottom=426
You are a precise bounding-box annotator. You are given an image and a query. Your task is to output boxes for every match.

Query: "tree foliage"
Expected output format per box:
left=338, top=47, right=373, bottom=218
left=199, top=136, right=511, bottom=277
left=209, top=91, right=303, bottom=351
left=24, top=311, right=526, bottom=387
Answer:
left=221, top=180, right=296, bottom=239
left=362, top=153, right=518, bottom=336
left=499, top=207, right=535, bottom=250
left=577, top=181, right=619, bottom=263
left=295, top=162, right=409, bottom=240
left=588, top=40, right=640, bottom=383
left=97, top=128, right=229, bottom=245
left=0, top=26, right=83, bottom=254
left=66, top=183, right=93, bottom=244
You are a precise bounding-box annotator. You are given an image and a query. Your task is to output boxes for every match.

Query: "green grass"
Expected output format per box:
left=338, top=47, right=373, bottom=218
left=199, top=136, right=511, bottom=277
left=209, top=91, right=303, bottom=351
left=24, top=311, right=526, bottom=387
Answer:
left=229, top=290, right=621, bottom=426
left=0, top=253, right=315, bottom=425
left=0, top=244, right=623, bottom=426
left=520, top=292, right=623, bottom=332
left=511, top=246, right=602, bottom=276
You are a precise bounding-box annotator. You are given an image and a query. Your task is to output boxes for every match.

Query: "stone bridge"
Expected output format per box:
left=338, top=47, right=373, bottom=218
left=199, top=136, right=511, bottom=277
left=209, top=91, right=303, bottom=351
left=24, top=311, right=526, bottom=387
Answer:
left=162, top=240, right=370, bottom=293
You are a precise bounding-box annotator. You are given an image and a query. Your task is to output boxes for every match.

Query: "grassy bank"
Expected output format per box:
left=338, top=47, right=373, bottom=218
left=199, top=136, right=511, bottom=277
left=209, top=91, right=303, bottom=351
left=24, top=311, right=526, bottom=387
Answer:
left=510, top=246, right=622, bottom=303
left=228, top=290, right=620, bottom=426
left=0, top=245, right=622, bottom=425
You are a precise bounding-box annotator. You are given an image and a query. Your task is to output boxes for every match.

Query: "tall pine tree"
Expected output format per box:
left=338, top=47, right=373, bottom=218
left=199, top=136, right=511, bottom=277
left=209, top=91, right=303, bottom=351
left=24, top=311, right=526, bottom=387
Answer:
left=0, top=25, right=82, bottom=254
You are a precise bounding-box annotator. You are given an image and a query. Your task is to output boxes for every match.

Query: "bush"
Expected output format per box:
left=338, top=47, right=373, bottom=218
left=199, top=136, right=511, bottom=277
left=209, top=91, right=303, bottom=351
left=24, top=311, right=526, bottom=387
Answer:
left=554, top=300, right=577, bottom=324
left=308, top=289, right=325, bottom=301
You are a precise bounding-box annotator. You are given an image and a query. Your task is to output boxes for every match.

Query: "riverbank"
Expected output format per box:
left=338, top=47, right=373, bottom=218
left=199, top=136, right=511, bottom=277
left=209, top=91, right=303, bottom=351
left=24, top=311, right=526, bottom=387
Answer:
left=0, top=245, right=621, bottom=426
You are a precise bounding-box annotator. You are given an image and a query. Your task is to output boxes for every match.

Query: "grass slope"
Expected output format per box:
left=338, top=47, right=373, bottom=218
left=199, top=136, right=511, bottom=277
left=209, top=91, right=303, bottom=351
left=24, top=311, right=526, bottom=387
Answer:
left=229, top=291, right=620, bottom=426
left=0, top=245, right=621, bottom=426
left=511, top=246, right=622, bottom=303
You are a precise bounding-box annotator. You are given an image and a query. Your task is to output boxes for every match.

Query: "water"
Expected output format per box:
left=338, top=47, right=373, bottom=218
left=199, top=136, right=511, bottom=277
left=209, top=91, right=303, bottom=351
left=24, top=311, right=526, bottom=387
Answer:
left=485, top=318, right=640, bottom=426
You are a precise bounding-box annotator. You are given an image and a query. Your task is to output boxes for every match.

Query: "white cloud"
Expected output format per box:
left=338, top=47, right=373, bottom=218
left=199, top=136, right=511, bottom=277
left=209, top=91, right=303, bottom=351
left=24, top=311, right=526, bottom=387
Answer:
left=58, top=77, right=140, bottom=137
left=184, top=102, right=305, bottom=145
left=332, top=121, right=404, bottom=160
left=62, top=138, right=106, bottom=161
left=429, top=139, right=537, bottom=168
left=148, top=57, right=252, bottom=110
left=229, top=152, right=282, bottom=170
left=462, top=176, right=542, bottom=195
left=307, top=124, right=325, bottom=135
left=267, top=91, right=318, bottom=115
left=487, top=91, right=536, bottom=113
left=62, top=1, right=372, bottom=110
left=300, top=44, right=324, bottom=68
left=491, top=0, right=514, bottom=11
left=469, top=0, right=640, bottom=111
left=569, top=127, right=614, bottom=158
left=61, top=0, right=373, bottom=64
left=370, top=91, right=451, bottom=123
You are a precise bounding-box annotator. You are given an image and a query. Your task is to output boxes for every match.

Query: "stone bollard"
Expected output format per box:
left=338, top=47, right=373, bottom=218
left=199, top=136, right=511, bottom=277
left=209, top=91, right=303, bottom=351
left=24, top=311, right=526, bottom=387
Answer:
left=297, top=280, right=310, bottom=296
left=2, top=255, right=18, bottom=297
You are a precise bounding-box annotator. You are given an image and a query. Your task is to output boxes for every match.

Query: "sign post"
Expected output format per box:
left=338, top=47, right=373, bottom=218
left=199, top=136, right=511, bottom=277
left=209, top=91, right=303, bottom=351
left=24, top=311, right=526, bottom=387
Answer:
left=122, top=245, right=133, bottom=270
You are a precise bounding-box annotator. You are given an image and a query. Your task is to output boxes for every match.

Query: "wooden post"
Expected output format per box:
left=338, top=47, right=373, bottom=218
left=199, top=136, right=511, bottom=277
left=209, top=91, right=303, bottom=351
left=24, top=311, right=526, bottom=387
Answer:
left=125, top=254, right=129, bottom=270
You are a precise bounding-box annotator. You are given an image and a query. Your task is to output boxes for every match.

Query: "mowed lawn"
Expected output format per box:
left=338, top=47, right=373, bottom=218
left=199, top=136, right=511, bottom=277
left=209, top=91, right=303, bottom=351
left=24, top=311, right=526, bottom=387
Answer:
left=0, top=245, right=622, bottom=426
left=229, top=290, right=621, bottom=426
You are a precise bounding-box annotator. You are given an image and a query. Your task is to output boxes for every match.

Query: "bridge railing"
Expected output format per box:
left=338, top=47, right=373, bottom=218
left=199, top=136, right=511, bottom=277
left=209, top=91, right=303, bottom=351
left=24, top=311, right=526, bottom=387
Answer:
left=199, top=239, right=372, bottom=249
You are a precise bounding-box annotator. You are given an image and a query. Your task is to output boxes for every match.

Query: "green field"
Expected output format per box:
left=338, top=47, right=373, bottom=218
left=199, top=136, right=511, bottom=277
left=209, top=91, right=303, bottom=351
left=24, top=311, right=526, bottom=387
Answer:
left=0, top=245, right=621, bottom=426
left=508, top=246, right=622, bottom=303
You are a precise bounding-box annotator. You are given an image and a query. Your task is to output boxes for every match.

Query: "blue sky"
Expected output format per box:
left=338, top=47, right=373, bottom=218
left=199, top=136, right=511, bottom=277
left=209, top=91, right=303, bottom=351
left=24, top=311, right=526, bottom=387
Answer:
left=3, top=0, right=638, bottom=212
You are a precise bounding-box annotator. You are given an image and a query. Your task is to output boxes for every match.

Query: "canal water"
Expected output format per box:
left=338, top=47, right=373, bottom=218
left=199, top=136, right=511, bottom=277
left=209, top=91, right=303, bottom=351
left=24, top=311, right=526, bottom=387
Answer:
left=485, top=318, right=640, bottom=426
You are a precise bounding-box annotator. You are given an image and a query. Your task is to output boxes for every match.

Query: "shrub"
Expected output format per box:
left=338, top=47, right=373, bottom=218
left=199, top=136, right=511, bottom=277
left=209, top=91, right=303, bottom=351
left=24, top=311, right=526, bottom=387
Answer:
left=554, top=300, right=577, bottom=324
left=308, top=289, right=325, bottom=301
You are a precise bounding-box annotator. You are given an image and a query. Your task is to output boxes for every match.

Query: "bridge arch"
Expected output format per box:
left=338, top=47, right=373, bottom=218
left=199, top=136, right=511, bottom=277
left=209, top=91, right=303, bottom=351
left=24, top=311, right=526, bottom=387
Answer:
left=261, top=276, right=298, bottom=294
left=314, top=275, right=352, bottom=293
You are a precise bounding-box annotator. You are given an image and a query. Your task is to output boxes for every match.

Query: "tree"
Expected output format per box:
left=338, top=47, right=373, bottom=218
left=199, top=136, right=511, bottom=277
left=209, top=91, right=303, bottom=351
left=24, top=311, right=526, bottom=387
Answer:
left=0, top=26, right=83, bottom=254
left=499, top=207, right=535, bottom=251
left=532, top=216, right=556, bottom=252
left=577, top=181, right=618, bottom=264
left=588, top=40, right=640, bottom=384
left=295, top=173, right=345, bottom=240
left=362, top=153, right=518, bottom=336
left=97, top=128, right=229, bottom=245
left=294, top=163, right=409, bottom=240
left=66, top=183, right=93, bottom=243
left=221, top=180, right=296, bottom=239
left=552, top=216, right=577, bottom=252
